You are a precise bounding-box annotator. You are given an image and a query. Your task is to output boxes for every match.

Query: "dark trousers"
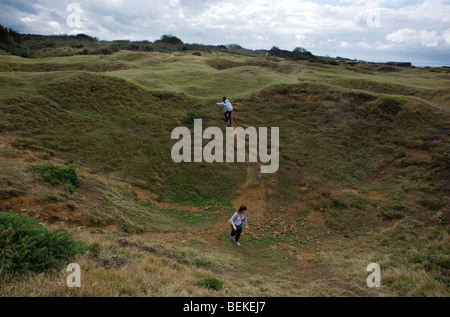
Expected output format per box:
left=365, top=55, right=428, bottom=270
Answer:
left=231, top=225, right=242, bottom=242
left=224, top=111, right=232, bottom=126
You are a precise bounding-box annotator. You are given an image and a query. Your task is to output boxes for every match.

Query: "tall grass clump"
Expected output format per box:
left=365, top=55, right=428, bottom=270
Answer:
left=31, top=164, right=80, bottom=193
left=195, top=277, right=223, bottom=291
left=378, top=96, right=404, bottom=116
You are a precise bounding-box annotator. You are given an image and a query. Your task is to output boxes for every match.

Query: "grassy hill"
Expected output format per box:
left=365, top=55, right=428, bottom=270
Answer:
left=0, top=48, right=449, bottom=296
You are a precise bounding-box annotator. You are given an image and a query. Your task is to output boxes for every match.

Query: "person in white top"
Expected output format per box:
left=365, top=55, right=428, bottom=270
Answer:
left=216, top=97, right=233, bottom=127
left=228, top=206, right=248, bottom=246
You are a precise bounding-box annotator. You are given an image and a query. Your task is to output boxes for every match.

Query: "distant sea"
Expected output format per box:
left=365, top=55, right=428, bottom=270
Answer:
left=370, top=60, right=450, bottom=68
left=332, top=56, right=450, bottom=68
left=412, top=62, right=450, bottom=68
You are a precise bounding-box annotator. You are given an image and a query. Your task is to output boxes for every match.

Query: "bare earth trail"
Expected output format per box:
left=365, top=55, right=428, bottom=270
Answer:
left=141, top=102, right=276, bottom=246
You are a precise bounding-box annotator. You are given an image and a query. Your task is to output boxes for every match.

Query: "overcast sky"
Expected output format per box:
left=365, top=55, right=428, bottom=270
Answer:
left=1, top=0, right=449, bottom=66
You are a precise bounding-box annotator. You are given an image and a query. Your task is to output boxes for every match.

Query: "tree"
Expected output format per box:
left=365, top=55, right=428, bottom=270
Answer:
left=0, top=25, right=13, bottom=45
left=156, top=34, right=184, bottom=45
left=227, top=44, right=242, bottom=50
left=292, top=47, right=315, bottom=60
left=293, top=47, right=307, bottom=54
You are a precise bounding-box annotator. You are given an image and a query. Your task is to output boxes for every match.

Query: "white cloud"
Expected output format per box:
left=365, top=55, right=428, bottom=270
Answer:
left=386, top=28, right=417, bottom=43
left=48, top=21, right=59, bottom=28
left=356, top=41, right=371, bottom=49
left=386, top=28, right=443, bottom=47
left=444, top=28, right=450, bottom=45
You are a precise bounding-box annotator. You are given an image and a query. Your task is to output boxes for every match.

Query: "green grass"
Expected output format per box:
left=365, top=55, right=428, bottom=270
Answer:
left=107, top=55, right=298, bottom=99
left=0, top=68, right=247, bottom=206
left=11, top=138, right=55, bottom=155
left=1, top=50, right=449, bottom=297
left=241, top=82, right=448, bottom=193
left=161, top=208, right=219, bottom=230
left=195, top=277, right=224, bottom=291
left=323, top=194, right=376, bottom=232
left=377, top=219, right=450, bottom=294
left=31, top=164, right=80, bottom=193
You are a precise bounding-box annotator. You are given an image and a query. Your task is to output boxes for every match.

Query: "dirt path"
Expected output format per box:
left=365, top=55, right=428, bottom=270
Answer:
left=147, top=100, right=275, bottom=245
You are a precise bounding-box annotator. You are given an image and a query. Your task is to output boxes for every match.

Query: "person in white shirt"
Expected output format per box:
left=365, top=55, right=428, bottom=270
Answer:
left=228, top=206, right=248, bottom=246
left=216, top=97, right=233, bottom=127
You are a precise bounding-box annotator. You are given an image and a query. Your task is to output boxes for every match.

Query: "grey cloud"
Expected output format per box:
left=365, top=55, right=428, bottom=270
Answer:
left=0, top=0, right=38, bottom=14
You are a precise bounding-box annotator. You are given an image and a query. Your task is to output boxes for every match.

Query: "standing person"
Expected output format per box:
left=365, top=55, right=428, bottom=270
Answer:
left=228, top=206, right=248, bottom=246
left=216, top=97, right=233, bottom=127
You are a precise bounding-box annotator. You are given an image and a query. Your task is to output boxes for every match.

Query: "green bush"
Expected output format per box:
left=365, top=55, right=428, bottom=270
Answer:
left=42, top=192, right=61, bottom=204
left=31, top=164, right=80, bottom=193
left=157, top=35, right=184, bottom=45
left=379, top=97, right=403, bottom=115
left=195, top=277, right=223, bottom=291
left=0, top=212, right=85, bottom=273
left=182, top=109, right=207, bottom=126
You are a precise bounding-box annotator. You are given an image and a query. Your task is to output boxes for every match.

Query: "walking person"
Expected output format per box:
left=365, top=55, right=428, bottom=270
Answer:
left=216, top=96, right=233, bottom=127
left=228, top=206, right=248, bottom=246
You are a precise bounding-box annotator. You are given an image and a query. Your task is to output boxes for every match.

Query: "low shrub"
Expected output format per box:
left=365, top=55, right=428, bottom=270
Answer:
left=0, top=212, right=85, bottom=273
left=31, top=164, right=80, bottom=193
left=182, top=108, right=208, bottom=126
left=379, top=97, right=403, bottom=116
left=195, top=277, right=223, bottom=291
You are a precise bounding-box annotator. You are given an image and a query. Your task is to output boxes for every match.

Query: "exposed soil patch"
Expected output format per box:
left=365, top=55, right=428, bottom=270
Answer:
left=296, top=251, right=317, bottom=267
left=1, top=194, right=97, bottom=227
left=232, top=165, right=269, bottom=226
left=367, top=192, right=386, bottom=201
left=307, top=210, right=325, bottom=223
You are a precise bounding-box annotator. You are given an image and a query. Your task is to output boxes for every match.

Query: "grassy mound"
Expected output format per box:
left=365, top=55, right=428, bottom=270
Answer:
left=0, top=61, right=129, bottom=73
left=241, top=82, right=450, bottom=190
